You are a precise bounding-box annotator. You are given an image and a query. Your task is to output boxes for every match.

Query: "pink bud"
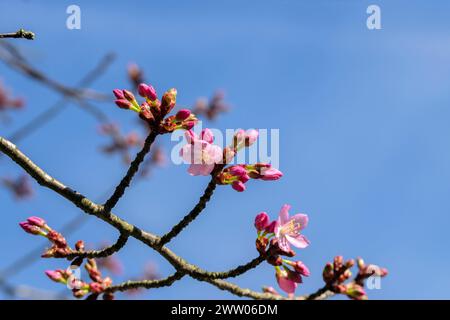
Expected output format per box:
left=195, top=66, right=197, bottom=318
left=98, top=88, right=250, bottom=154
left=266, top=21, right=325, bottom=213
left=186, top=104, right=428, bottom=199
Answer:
left=260, top=168, right=283, bottom=181
left=175, top=109, right=191, bottom=121
left=45, top=270, right=63, bottom=282
left=122, top=90, right=136, bottom=102
left=112, top=89, right=125, bottom=99
left=262, top=286, right=279, bottom=295
left=245, top=129, right=259, bottom=146
left=27, top=216, right=46, bottom=228
left=19, top=222, right=42, bottom=235
left=293, top=261, right=310, bottom=277
left=138, top=83, right=157, bottom=101
left=200, top=129, right=214, bottom=144
left=265, top=221, right=277, bottom=233
left=232, top=180, right=246, bottom=192
left=229, top=165, right=247, bottom=177
left=183, top=121, right=196, bottom=130
left=233, top=129, right=245, bottom=147
left=115, top=99, right=132, bottom=109
left=254, top=212, right=270, bottom=231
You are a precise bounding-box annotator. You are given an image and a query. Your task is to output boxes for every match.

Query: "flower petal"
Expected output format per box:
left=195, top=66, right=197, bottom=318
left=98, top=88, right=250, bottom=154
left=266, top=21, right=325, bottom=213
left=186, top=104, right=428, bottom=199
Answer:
left=278, top=204, right=291, bottom=225
left=277, top=275, right=297, bottom=295
left=291, top=214, right=308, bottom=230
left=188, top=164, right=205, bottom=176
left=285, top=234, right=310, bottom=249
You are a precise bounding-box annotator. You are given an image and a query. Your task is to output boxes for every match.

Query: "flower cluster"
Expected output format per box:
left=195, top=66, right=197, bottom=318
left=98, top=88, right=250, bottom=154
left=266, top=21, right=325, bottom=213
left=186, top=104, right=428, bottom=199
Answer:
left=180, top=127, right=282, bottom=192
left=113, top=83, right=198, bottom=133
left=322, top=256, right=388, bottom=300
left=216, top=164, right=283, bottom=192
left=19, top=216, right=75, bottom=258
left=254, top=205, right=310, bottom=297
left=46, top=258, right=113, bottom=300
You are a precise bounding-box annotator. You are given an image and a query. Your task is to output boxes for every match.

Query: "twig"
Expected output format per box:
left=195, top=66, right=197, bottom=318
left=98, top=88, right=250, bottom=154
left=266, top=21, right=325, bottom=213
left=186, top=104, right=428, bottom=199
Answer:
left=64, top=232, right=129, bottom=260
left=5, top=53, right=115, bottom=143
left=103, top=130, right=158, bottom=212
left=105, top=272, right=185, bottom=293
left=158, top=174, right=218, bottom=246
left=0, top=29, right=35, bottom=40
left=0, top=43, right=108, bottom=101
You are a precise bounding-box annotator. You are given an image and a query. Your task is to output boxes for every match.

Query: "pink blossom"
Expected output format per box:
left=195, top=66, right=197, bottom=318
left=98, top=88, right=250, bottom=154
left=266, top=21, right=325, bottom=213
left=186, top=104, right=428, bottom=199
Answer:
left=45, top=270, right=64, bottom=283
left=275, top=268, right=301, bottom=296
left=180, top=129, right=222, bottom=176
left=175, top=109, right=191, bottom=121
left=274, top=205, right=310, bottom=252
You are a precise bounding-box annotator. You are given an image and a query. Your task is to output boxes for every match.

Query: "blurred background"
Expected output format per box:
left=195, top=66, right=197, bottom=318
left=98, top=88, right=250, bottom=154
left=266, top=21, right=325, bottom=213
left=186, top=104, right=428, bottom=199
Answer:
left=1, top=0, right=449, bottom=299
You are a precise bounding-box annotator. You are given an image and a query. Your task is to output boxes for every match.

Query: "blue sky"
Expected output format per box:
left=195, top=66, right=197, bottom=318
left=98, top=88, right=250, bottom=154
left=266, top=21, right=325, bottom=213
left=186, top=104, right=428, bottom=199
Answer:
left=1, top=0, right=450, bottom=299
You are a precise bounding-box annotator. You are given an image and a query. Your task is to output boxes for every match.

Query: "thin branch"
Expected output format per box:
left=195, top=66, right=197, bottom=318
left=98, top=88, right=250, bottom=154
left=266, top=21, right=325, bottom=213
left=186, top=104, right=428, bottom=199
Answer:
left=158, top=175, right=218, bottom=246
left=0, top=43, right=108, bottom=101
left=64, top=232, right=129, bottom=260
left=105, top=272, right=185, bottom=293
left=5, top=52, right=115, bottom=144
left=103, top=130, right=158, bottom=212
left=0, top=29, right=35, bottom=40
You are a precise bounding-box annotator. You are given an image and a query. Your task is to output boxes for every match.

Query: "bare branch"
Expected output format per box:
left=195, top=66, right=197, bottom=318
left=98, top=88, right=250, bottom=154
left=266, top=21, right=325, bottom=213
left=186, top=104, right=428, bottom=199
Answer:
left=103, top=130, right=159, bottom=212
left=158, top=172, right=219, bottom=246
left=0, top=29, right=35, bottom=40
left=64, top=232, right=129, bottom=260
left=105, top=272, right=185, bottom=293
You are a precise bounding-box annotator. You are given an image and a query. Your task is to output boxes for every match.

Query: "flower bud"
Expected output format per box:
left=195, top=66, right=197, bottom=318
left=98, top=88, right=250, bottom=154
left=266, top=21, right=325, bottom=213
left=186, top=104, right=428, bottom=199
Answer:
left=89, top=282, right=104, bottom=294
left=26, top=216, right=46, bottom=228
left=175, top=109, right=191, bottom=121
left=138, top=83, right=157, bottom=101
left=45, top=270, right=65, bottom=283
left=232, top=180, right=246, bottom=192
left=115, top=99, right=133, bottom=110
left=112, top=89, right=125, bottom=99
left=19, top=222, right=44, bottom=236
left=265, top=221, right=277, bottom=233
left=262, top=286, right=279, bottom=295
left=122, top=90, right=136, bottom=102
left=254, top=212, right=270, bottom=231
left=260, top=168, right=283, bottom=181
left=160, top=88, right=177, bottom=115
left=245, top=129, right=259, bottom=147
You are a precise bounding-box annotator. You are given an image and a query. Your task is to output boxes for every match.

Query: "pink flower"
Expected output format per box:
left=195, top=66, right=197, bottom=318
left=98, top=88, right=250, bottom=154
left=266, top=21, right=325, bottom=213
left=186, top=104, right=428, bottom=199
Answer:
left=180, top=129, right=222, bottom=176
left=254, top=212, right=270, bottom=231
left=274, top=205, right=310, bottom=252
left=275, top=268, right=301, bottom=296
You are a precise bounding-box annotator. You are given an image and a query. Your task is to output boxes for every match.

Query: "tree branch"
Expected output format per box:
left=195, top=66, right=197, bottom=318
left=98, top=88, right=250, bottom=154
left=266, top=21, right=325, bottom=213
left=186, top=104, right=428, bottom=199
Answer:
left=0, top=29, right=35, bottom=40
left=158, top=175, right=218, bottom=246
left=64, top=231, right=129, bottom=260
left=103, top=130, right=159, bottom=212
left=105, top=272, right=185, bottom=293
